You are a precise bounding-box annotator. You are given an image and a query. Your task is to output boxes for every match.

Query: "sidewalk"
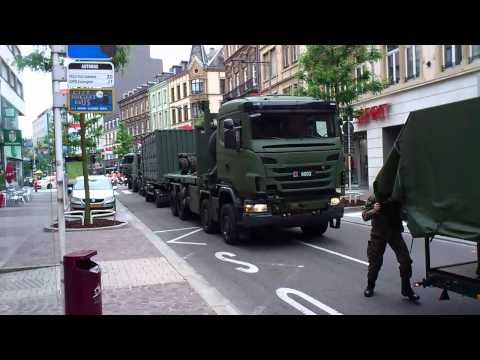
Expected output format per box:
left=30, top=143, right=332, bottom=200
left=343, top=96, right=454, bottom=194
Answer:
left=0, top=192, right=234, bottom=315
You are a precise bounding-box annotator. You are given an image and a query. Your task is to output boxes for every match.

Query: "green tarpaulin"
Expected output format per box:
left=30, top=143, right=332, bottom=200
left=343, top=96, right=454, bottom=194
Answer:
left=374, top=97, right=480, bottom=242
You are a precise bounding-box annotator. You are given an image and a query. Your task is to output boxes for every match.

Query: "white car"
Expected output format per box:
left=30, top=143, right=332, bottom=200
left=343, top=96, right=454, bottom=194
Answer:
left=70, top=175, right=117, bottom=210
left=38, top=176, right=56, bottom=189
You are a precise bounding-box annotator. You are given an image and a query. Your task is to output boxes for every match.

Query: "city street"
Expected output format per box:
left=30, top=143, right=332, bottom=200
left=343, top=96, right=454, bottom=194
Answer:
left=116, top=186, right=480, bottom=315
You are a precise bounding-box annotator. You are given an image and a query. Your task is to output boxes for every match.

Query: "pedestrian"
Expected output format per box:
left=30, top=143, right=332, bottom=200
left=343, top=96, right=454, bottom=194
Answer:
left=362, top=194, right=420, bottom=301
left=33, top=178, right=38, bottom=192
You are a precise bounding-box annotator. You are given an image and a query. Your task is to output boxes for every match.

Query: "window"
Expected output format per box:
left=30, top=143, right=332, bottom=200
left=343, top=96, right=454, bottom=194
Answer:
left=191, top=79, right=205, bottom=94
left=243, top=67, right=248, bottom=90
left=283, top=45, right=289, bottom=68
left=252, top=64, right=257, bottom=86
left=177, top=85, right=181, bottom=100
left=158, top=112, right=162, bottom=129
left=405, top=45, right=421, bottom=80
left=16, top=78, right=23, bottom=99
left=229, top=77, right=234, bottom=92
left=145, top=100, right=148, bottom=111
left=140, top=102, right=143, bottom=113
left=141, top=122, right=144, bottom=134
left=355, top=64, right=368, bottom=91
left=151, top=94, right=156, bottom=108
left=443, top=45, right=462, bottom=69
left=177, top=107, right=182, bottom=122
left=263, top=47, right=277, bottom=82
left=386, top=45, right=400, bottom=85
left=191, top=102, right=201, bottom=118
left=220, top=78, right=225, bottom=94
left=291, top=45, right=299, bottom=63
left=183, top=82, right=187, bottom=98
left=235, top=73, right=240, bottom=89
left=157, top=92, right=161, bottom=106
left=171, top=87, right=175, bottom=102
left=470, top=45, right=480, bottom=63
left=8, top=68, right=15, bottom=88
left=184, top=105, right=188, bottom=121
left=271, top=47, right=277, bottom=77
left=135, top=105, right=138, bottom=116
left=0, top=59, right=9, bottom=81
left=172, top=109, right=176, bottom=124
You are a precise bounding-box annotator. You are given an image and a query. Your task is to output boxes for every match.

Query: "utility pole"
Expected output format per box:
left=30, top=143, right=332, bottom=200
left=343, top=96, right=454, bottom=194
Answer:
left=51, top=45, right=67, bottom=313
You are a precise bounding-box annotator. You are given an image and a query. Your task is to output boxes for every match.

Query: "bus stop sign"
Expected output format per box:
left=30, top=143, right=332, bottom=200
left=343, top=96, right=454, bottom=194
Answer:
left=67, top=45, right=115, bottom=60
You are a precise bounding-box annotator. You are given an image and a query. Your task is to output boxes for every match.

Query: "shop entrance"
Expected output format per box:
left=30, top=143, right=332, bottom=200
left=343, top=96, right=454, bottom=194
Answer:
left=351, top=131, right=369, bottom=188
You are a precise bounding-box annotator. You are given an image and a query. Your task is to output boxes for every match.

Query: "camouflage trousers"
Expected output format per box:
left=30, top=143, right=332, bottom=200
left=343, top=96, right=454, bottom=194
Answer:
left=367, top=230, right=413, bottom=283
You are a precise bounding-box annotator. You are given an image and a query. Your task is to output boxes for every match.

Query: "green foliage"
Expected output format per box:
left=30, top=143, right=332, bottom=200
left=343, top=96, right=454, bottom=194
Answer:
left=113, top=122, right=134, bottom=159
left=296, top=45, right=386, bottom=119
left=194, top=113, right=205, bottom=129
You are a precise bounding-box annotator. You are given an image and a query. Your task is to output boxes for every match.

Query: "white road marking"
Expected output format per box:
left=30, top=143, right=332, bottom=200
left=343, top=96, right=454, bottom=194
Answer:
left=300, top=241, right=369, bottom=266
left=214, top=252, right=259, bottom=273
left=122, top=190, right=133, bottom=194
left=154, top=227, right=200, bottom=233
left=166, top=228, right=206, bottom=245
left=276, top=288, right=343, bottom=315
left=258, top=262, right=304, bottom=268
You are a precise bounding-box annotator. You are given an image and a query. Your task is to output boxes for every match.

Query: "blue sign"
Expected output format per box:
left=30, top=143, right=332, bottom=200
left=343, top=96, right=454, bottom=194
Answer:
left=67, top=45, right=114, bottom=59
left=68, top=89, right=114, bottom=114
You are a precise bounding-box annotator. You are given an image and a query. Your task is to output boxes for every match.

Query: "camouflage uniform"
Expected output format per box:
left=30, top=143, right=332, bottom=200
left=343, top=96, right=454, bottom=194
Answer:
left=362, top=195, right=413, bottom=283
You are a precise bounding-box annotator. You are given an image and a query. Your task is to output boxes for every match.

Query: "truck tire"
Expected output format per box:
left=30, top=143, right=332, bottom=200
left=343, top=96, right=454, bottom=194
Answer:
left=220, top=203, right=243, bottom=245
left=145, top=191, right=153, bottom=202
left=301, top=222, right=329, bottom=238
left=170, top=189, right=179, bottom=217
left=201, top=198, right=218, bottom=233
left=132, top=180, right=138, bottom=192
left=128, top=180, right=132, bottom=190
left=139, top=184, right=146, bottom=196
left=177, top=188, right=191, bottom=220
left=155, top=190, right=164, bottom=208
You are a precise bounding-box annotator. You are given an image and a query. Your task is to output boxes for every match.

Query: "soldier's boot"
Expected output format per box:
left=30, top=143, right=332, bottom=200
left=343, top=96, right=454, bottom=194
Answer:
left=364, top=280, right=375, bottom=298
left=401, top=278, right=420, bottom=301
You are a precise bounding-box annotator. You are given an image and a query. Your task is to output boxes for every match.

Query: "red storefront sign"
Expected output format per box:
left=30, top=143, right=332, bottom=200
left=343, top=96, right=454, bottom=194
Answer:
left=356, top=103, right=389, bottom=124
left=68, top=122, right=81, bottom=129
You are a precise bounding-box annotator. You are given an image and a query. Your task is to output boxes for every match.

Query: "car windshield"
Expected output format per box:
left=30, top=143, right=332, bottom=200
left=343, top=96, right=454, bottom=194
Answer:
left=74, top=178, right=112, bottom=190
left=251, top=112, right=336, bottom=139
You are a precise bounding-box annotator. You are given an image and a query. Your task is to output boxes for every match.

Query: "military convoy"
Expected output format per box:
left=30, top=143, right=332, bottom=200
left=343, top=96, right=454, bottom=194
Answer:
left=123, top=96, right=346, bottom=244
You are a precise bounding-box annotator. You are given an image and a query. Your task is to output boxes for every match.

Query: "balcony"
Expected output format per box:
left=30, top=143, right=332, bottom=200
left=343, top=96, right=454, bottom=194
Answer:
left=223, top=78, right=260, bottom=101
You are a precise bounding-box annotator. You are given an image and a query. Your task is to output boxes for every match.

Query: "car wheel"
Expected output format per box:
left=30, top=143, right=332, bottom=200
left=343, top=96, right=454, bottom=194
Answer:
left=200, top=198, right=218, bottom=233
left=170, top=189, right=178, bottom=217
left=301, top=222, right=329, bottom=239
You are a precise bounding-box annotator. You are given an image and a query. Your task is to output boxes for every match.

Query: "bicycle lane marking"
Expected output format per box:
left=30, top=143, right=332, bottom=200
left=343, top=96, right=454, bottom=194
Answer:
left=299, top=241, right=369, bottom=266
left=276, top=288, right=343, bottom=315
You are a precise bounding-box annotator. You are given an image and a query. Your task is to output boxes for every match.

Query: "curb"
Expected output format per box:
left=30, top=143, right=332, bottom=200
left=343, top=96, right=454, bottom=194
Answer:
left=0, top=264, right=59, bottom=274
left=116, top=200, right=241, bottom=315
left=43, top=221, right=128, bottom=232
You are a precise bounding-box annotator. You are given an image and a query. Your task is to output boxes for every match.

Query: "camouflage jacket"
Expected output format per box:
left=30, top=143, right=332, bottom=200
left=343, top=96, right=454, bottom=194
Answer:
left=362, top=195, right=404, bottom=232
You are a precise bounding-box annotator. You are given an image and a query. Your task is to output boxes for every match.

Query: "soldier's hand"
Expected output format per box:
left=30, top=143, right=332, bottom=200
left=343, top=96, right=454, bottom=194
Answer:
left=373, top=203, right=381, bottom=213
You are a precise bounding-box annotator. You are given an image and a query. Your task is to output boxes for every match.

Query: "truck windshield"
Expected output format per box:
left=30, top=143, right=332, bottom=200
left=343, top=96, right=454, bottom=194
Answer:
left=251, top=112, right=336, bottom=139
left=121, top=156, right=134, bottom=164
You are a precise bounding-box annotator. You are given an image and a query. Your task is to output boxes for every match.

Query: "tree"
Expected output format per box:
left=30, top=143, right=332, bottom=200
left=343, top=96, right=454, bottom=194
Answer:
left=113, top=122, right=134, bottom=159
left=14, top=45, right=130, bottom=224
left=295, top=45, right=385, bottom=120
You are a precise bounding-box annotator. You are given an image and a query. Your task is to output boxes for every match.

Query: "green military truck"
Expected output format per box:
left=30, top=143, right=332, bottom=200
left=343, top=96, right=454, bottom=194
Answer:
left=374, top=97, right=480, bottom=301
left=140, top=129, right=194, bottom=206
left=119, top=153, right=135, bottom=189
left=164, top=96, right=346, bottom=244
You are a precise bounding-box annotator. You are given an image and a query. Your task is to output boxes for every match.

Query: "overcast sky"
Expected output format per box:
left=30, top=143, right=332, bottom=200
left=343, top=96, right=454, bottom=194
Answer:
left=17, top=45, right=221, bottom=138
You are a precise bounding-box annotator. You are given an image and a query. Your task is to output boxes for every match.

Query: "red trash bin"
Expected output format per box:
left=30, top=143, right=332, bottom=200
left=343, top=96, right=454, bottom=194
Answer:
left=64, top=250, right=102, bottom=315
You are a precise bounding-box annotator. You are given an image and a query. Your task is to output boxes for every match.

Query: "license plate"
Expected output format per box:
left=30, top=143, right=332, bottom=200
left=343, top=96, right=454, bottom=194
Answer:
left=292, top=170, right=312, bottom=178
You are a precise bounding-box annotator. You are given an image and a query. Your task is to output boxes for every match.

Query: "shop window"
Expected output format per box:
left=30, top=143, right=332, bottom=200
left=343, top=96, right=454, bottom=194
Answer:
left=443, top=45, right=462, bottom=70
left=405, top=45, right=421, bottom=80
left=386, top=45, right=400, bottom=85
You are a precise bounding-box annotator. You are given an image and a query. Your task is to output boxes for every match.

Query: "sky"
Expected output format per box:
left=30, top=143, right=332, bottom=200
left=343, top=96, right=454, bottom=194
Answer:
left=17, top=45, right=221, bottom=138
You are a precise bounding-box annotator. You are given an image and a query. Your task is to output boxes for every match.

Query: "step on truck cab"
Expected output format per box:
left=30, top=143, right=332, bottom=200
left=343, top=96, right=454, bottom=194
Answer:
left=165, top=96, right=346, bottom=244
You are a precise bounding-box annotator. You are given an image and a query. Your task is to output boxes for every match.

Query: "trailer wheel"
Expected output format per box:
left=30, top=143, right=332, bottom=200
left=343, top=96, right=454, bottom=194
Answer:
left=220, top=203, right=241, bottom=245
left=177, top=188, right=191, bottom=220
left=301, top=222, right=328, bottom=239
left=170, top=189, right=179, bottom=217
left=201, top=199, right=218, bottom=233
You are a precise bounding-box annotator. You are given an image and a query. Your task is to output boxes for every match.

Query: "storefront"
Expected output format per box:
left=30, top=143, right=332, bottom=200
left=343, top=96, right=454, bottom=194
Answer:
left=0, top=129, right=23, bottom=189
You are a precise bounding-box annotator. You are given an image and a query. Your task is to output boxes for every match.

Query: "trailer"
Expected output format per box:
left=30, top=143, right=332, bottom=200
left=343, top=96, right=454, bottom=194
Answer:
left=374, top=97, right=480, bottom=301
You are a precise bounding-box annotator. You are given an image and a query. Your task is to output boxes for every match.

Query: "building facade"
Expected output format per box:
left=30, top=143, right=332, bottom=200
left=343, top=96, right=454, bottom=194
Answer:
left=1, top=45, right=25, bottom=187
left=149, top=72, right=173, bottom=130
left=223, top=45, right=260, bottom=101
left=351, top=45, right=480, bottom=189
left=118, top=83, right=151, bottom=144
left=168, top=46, right=225, bottom=129
left=259, top=45, right=303, bottom=95
left=32, top=108, right=52, bottom=148
left=102, top=45, right=163, bottom=167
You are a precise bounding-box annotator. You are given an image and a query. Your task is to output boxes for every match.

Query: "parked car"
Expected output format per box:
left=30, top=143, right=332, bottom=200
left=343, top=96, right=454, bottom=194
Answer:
left=70, top=175, right=117, bottom=211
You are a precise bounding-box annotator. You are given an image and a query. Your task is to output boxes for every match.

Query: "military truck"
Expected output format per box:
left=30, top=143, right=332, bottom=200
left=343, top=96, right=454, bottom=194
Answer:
left=164, top=96, right=345, bottom=244
left=374, top=97, right=480, bottom=301
left=119, top=153, right=135, bottom=189
left=140, top=129, right=194, bottom=206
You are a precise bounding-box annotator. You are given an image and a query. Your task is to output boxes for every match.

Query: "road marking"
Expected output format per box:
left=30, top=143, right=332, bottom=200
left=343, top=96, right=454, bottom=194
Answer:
left=300, top=241, right=369, bottom=266
left=214, top=252, right=259, bottom=274
left=122, top=190, right=133, bottom=194
left=154, top=227, right=200, bottom=233
left=258, top=262, right=304, bottom=268
left=166, top=228, right=206, bottom=245
left=276, top=288, right=343, bottom=315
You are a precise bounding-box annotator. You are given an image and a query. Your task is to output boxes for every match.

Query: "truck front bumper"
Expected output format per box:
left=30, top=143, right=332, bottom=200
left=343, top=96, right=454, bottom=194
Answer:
left=239, top=206, right=344, bottom=229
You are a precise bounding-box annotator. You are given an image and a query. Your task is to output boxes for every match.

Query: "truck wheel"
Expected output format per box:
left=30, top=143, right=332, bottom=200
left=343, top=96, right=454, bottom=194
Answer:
left=177, top=189, right=191, bottom=220
left=139, top=185, right=146, bottom=197
left=301, top=222, right=329, bottom=238
left=145, top=191, right=152, bottom=202
left=170, top=190, right=179, bottom=217
left=220, top=203, right=241, bottom=245
left=128, top=180, right=132, bottom=190
left=155, top=191, right=164, bottom=208
left=201, top=199, right=218, bottom=233
left=133, top=180, right=138, bottom=192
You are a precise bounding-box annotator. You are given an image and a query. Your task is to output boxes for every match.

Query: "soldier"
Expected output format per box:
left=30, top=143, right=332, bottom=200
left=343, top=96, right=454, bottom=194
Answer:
left=362, top=195, right=420, bottom=301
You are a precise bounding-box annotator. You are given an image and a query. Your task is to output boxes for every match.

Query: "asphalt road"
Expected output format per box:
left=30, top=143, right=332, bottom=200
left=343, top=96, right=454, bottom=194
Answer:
left=117, top=187, right=480, bottom=315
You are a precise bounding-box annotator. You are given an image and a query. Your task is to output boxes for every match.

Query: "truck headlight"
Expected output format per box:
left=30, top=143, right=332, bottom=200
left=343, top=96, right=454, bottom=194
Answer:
left=330, top=197, right=340, bottom=206
left=71, top=197, right=82, bottom=204
left=244, top=203, right=268, bottom=213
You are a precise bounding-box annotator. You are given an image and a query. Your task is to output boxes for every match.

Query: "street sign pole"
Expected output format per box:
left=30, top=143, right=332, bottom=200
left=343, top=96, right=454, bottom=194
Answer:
left=51, top=45, right=66, bottom=314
